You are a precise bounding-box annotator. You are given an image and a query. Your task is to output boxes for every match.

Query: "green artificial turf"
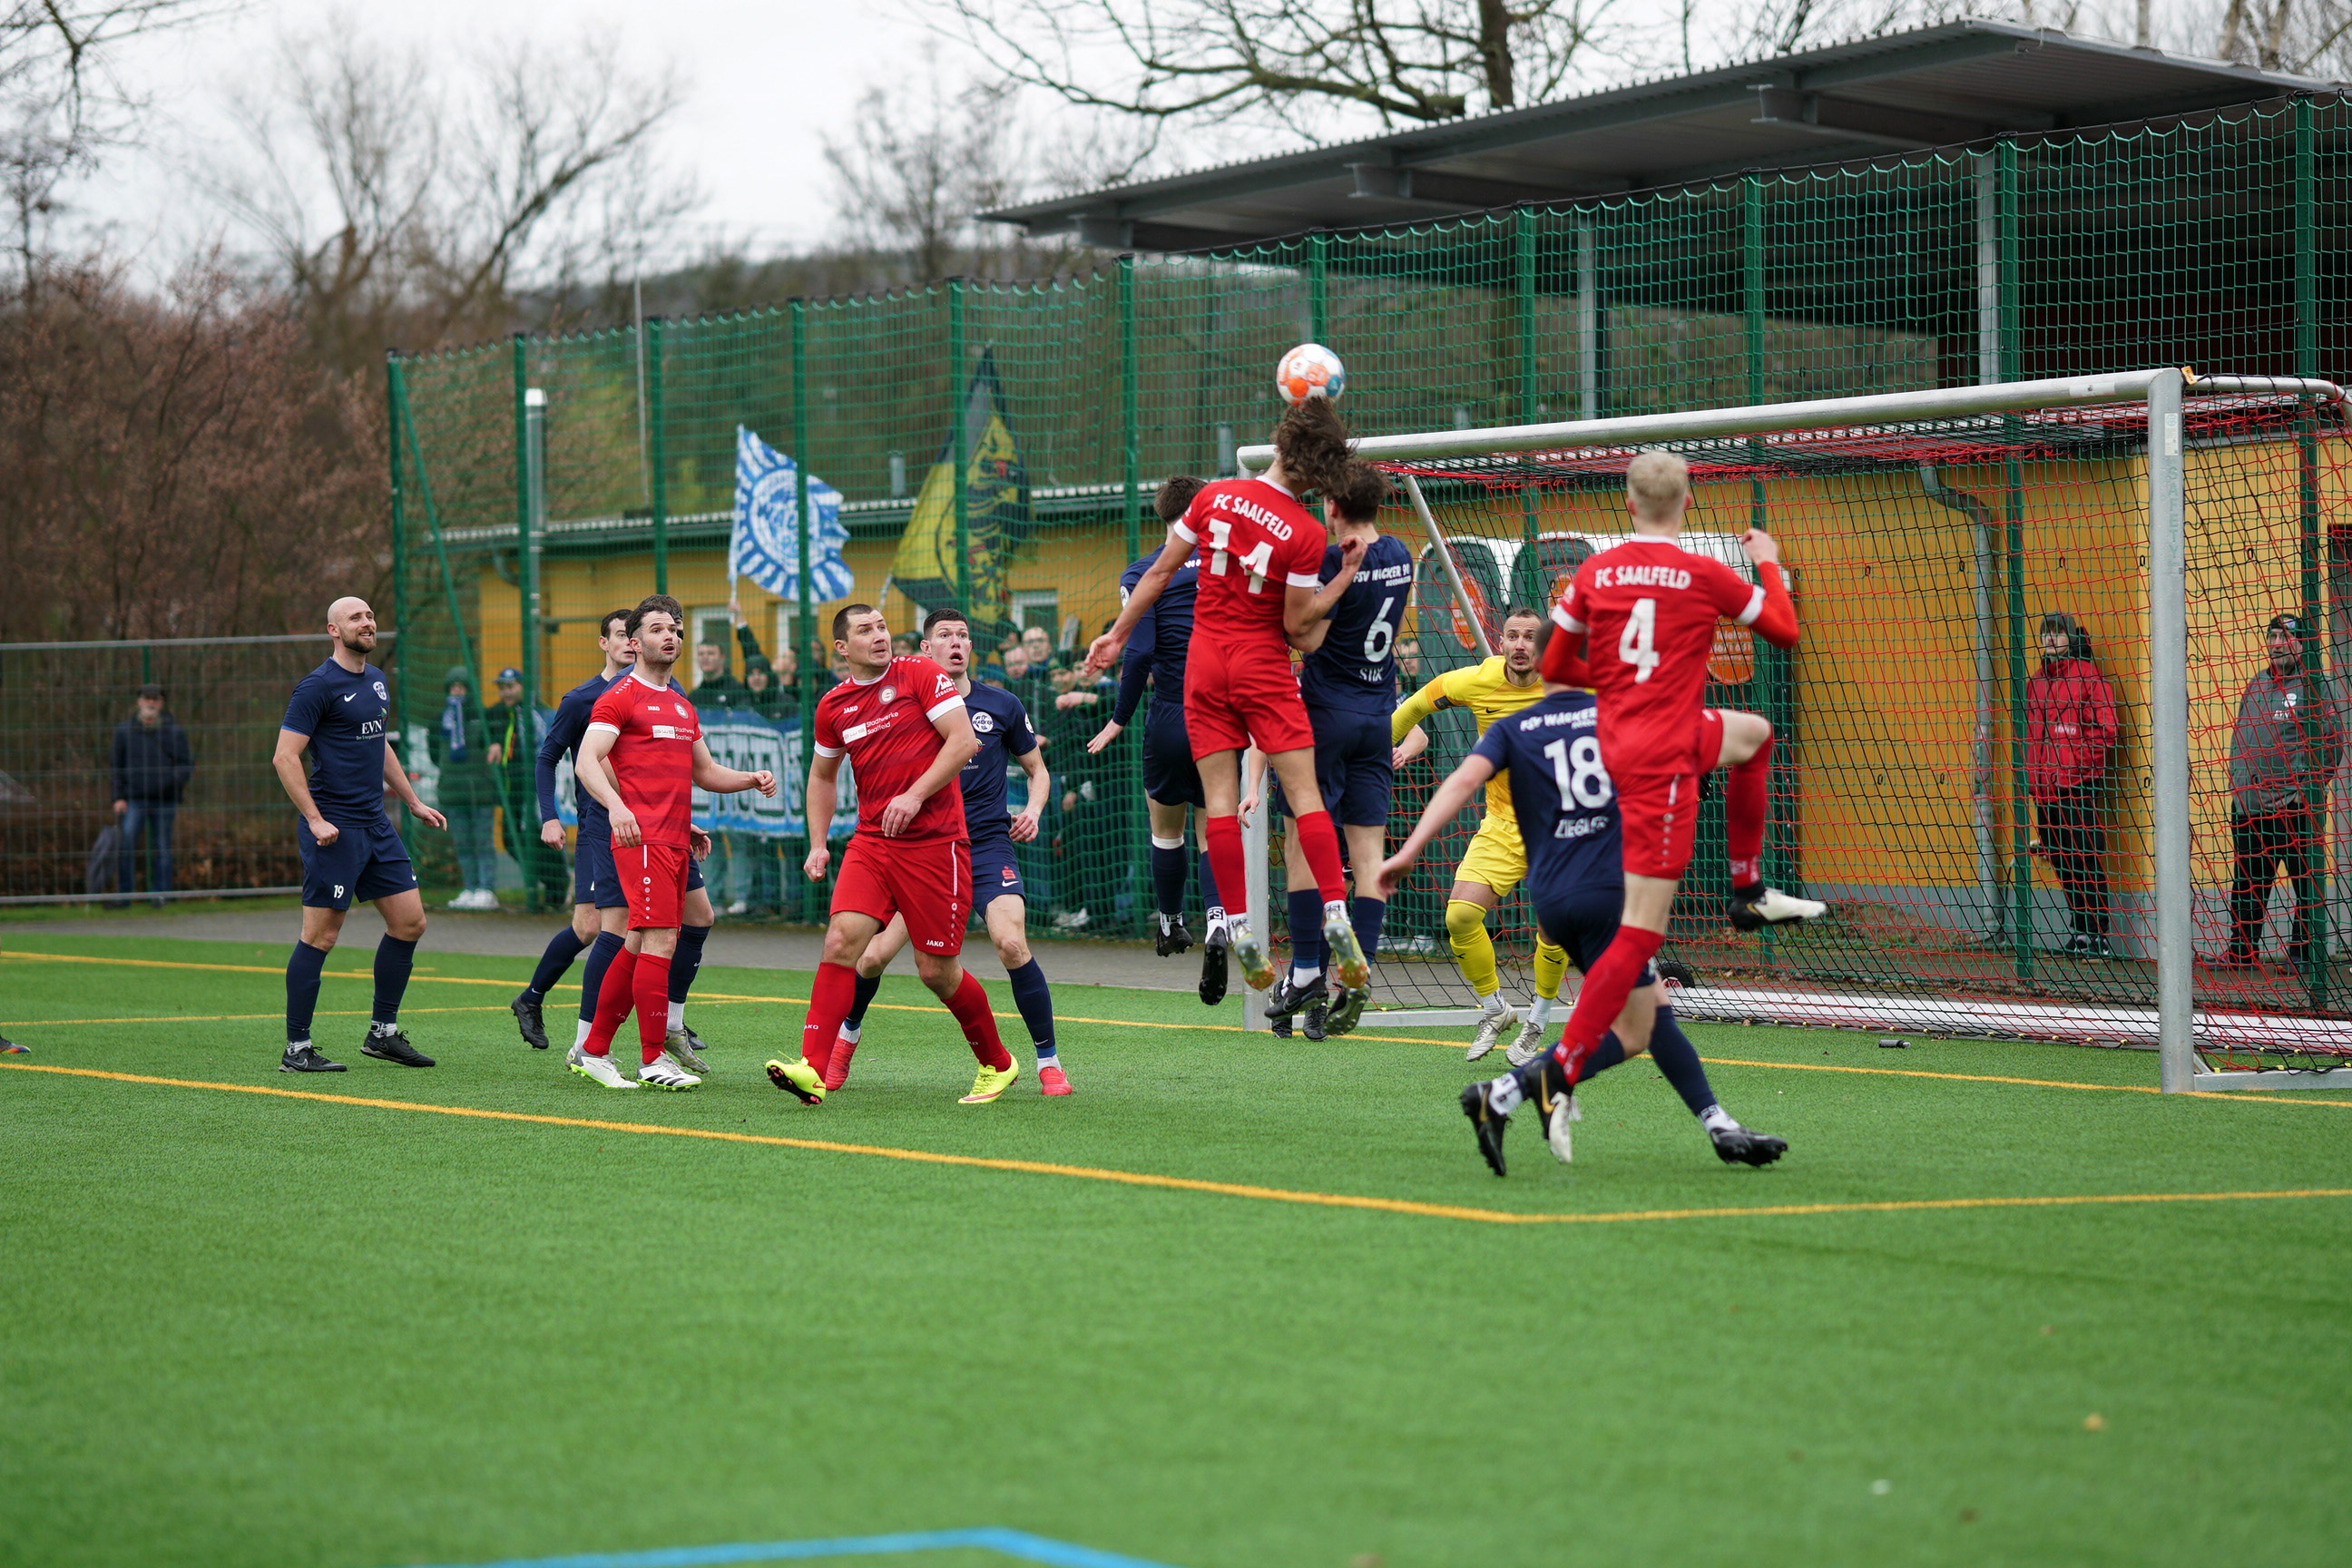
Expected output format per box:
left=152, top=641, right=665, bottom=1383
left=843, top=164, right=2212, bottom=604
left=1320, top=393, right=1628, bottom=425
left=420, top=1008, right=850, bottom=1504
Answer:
left=4, top=935, right=2350, bottom=1568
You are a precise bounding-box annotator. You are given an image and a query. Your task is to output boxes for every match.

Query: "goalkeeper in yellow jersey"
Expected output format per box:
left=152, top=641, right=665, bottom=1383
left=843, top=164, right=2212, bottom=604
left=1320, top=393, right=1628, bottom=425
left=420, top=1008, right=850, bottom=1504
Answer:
left=1391, top=605, right=1569, bottom=1063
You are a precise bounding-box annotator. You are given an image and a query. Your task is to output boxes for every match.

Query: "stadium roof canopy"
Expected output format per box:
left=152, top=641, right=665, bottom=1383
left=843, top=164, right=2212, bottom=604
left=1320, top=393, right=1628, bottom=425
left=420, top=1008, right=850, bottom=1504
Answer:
left=981, top=20, right=2341, bottom=251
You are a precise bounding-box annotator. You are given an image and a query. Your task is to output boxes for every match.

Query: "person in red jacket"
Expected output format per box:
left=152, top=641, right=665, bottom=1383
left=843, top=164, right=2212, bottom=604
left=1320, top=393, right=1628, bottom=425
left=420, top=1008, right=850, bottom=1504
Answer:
left=2025, top=612, right=2119, bottom=956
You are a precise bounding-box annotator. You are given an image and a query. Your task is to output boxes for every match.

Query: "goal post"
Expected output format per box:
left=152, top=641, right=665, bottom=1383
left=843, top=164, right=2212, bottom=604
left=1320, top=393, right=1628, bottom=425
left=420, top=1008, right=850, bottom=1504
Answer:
left=1237, top=368, right=2352, bottom=1093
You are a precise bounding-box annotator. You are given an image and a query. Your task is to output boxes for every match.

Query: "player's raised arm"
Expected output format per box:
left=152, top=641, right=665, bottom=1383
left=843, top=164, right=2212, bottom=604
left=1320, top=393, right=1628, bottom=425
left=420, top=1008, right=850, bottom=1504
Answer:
left=1372, top=751, right=1499, bottom=898
left=690, top=737, right=776, bottom=799
left=1286, top=534, right=1367, bottom=647
left=1086, top=526, right=1191, bottom=674
left=1735, top=531, right=1799, bottom=649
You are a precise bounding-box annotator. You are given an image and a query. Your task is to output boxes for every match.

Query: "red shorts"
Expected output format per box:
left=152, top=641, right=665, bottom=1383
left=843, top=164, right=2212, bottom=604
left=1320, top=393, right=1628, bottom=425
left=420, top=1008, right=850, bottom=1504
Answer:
left=615, top=841, right=691, bottom=930
left=1615, top=710, right=1726, bottom=881
left=1184, top=637, right=1315, bottom=757
left=831, top=832, right=970, bottom=956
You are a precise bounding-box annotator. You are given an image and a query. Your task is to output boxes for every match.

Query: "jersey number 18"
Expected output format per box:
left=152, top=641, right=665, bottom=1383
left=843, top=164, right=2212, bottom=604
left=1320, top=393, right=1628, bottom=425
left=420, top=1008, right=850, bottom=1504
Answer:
left=1544, top=734, right=1613, bottom=808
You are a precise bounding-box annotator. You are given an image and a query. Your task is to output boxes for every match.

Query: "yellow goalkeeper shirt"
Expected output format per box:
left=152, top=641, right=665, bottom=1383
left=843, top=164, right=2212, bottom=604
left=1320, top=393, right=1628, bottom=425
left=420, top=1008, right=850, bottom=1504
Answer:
left=1391, top=656, right=1547, bottom=822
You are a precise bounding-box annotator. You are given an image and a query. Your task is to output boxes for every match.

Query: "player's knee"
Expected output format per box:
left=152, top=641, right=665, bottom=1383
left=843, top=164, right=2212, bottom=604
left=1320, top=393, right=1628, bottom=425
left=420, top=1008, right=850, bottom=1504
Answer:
left=393, top=911, right=427, bottom=943
left=995, top=934, right=1032, bottom=969
left=913, top=955, right=959, bottom=995
left=1445, top=899, right=1488, bottom=946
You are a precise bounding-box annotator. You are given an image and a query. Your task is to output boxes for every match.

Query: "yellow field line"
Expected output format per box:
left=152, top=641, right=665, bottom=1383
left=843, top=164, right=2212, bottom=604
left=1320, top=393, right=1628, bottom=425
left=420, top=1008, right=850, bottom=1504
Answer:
left=10, top=1060, right=2352, bottom=1228
left=1701, top=1054, right=2352, bottom=1107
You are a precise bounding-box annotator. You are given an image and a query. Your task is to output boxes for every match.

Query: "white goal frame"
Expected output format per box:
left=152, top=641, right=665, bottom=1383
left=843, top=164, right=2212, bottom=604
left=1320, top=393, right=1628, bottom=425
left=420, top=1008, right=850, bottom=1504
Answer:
left=1236, top=368, right=2352, bottom=1093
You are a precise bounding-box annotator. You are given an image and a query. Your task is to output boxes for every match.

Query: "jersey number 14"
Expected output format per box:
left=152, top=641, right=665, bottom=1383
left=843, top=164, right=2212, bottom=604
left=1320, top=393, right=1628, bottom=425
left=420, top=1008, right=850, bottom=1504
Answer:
left=1205, top=518, right=1273, bottom=594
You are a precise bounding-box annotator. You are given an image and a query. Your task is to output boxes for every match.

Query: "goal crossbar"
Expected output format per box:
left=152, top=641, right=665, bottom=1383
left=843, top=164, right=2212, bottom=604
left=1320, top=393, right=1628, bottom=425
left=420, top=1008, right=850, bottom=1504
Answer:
left=1235, top=369, right=2350, bottom=1093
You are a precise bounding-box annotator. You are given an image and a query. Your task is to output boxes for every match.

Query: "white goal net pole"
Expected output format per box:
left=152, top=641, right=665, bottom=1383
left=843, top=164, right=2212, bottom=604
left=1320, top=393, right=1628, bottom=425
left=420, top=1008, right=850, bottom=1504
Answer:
left=1232, top=369, right=2345, bottom=1090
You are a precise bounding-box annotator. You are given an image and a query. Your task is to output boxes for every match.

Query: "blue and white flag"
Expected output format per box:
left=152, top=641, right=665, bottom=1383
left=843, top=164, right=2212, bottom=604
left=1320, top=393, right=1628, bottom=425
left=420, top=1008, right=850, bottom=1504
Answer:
left=730, top=426, right=853, bottom=602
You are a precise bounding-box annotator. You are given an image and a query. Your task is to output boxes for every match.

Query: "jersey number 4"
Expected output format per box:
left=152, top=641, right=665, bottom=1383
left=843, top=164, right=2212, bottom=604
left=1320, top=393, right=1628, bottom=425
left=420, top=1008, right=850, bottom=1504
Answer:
left=1617, top=597, right=1660, bottom=683
left=1205, top=519, right=1272, bottom=594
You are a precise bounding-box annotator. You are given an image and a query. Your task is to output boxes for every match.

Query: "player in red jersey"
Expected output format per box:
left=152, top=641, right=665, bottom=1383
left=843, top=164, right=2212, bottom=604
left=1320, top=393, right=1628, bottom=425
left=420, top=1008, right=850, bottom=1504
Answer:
left=1083, top=399, right=1373, bottom=1001
left=1529, top=449, right=1820, bottom=1099
left=765, top=603, right=1021, bottom=1107
left=571, top=594, right=776, bottom=1091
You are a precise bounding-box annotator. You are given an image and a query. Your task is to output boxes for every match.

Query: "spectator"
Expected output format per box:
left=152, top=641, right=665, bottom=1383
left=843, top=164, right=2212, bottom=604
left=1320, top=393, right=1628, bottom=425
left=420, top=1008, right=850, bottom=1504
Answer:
left=1021, top=623, right=1054, bottom=671
left=891, top=632, right=918, bottom=658
left=829, top=653, right=851, bottom=684
left=691, top=640, right=750, bottom=708
left=1006, top=643, right=1054, bottom=754
left=109, top=683, right=192, bottom=907
left=1396, top=636, right=1422, bottom=688
left=2025, top=612, right=2118, bottom=956
left=485, top=667, right=564, bottom=911
left=2225, top=612, right=2346, bottom=974
left=428, top=668, right=499, bottom=909
left=1044, top=660, right=1120, bottom=928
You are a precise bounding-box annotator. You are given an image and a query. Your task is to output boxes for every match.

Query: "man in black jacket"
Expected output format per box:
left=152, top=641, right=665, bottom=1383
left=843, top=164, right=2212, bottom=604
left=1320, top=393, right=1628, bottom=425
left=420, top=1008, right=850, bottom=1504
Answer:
left=111, top=684, right=193, bottom=906
left=2225, top=612, right=2347, bottom=975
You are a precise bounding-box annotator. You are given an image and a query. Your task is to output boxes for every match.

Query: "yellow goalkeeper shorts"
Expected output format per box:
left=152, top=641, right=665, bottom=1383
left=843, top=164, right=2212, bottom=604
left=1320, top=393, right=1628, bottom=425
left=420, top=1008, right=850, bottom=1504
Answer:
left=1453, top=813, right=1529, bottom=899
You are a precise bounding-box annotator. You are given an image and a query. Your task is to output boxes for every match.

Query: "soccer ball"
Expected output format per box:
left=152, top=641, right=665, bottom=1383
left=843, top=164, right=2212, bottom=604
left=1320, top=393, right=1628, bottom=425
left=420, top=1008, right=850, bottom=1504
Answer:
left=1276, top=342, right=1347, bottom=404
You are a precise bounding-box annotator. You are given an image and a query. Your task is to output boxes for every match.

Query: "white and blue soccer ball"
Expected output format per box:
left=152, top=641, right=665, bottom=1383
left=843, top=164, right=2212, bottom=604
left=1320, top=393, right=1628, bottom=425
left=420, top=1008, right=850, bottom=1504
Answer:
left=1276, top=342, right=1347, bottom=404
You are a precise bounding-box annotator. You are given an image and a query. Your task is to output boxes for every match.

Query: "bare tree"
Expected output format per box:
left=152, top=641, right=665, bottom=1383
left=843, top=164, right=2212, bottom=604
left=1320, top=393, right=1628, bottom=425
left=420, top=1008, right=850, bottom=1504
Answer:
left=217, top=21, right=697, bottom=368
left=946, top=0, right=1621, bottom=138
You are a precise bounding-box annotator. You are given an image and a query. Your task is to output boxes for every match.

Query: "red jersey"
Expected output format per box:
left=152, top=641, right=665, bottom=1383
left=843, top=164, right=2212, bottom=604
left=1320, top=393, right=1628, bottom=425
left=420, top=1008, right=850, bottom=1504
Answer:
left=585, top=671, right=703, bottom=848
left=812, top=656, right=968, bottom=843
left=1552, top=537, right=1793, bottom=777
left=1171, top=477, right=1327, bottom=653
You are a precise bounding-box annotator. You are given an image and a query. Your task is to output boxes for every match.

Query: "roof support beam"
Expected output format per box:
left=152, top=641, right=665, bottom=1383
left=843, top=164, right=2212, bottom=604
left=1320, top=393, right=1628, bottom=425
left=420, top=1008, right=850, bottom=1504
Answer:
left=1749, top=86, right=2038, bottom=148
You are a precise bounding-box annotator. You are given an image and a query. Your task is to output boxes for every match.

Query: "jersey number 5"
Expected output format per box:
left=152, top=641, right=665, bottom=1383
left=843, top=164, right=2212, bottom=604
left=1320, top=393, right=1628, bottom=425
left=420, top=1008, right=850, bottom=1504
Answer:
left=1205, top=519, right=1273, bottom=593
left=1618, top=597, right=1660, bottom=683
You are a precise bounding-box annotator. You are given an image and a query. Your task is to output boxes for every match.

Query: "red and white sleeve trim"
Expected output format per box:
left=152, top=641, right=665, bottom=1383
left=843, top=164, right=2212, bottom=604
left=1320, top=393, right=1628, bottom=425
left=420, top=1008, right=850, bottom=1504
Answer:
left=1550, top=603, right=1585, bottom=632
left=813, top=740, right=844, bottom=759
left=1735, top=585, right=1766, bottom=626
left=1170, top=520, right=1200, bottom=544
left=925, top=694, right=966, bottom=721
left=585, top=720, right=622, bottom=736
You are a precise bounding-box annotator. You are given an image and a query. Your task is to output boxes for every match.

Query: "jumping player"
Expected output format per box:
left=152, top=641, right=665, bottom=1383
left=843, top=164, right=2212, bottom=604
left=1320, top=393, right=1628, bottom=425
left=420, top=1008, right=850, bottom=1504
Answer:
left=1266, top=462, right=1412, bottom=1039
left=1530, top=449, right=1818, bottom=1104
left=570, top=595, right=775, bottom=1090
left=1082, top=398, right=1372, bottom=1004
left=1375, top=662, right=1787, bottom=1172
left=1390, top=606, right=1570, bottom=1063
left=767, top=604, right=1020, bottom=1106
left=828, top=608, right=1068, bottom=1095
left=271, top=596, right=447, bottom=1073
left=510, top=608, right=720, bottom=1073
left=1088, top=475, right=1237, bottom=1005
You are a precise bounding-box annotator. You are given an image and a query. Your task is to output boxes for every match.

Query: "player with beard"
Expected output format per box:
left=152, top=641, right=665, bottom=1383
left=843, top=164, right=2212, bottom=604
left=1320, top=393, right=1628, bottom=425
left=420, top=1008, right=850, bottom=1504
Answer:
left=767, top=604, right=1020, bottom=1106
left=1087, top=475, right=1238, bottom=1004
left=827, top=608, right=1067, bottom=1095
left=272, top=596, right=447, bottom=1073
left=569, top=595, right=775, bottom=1090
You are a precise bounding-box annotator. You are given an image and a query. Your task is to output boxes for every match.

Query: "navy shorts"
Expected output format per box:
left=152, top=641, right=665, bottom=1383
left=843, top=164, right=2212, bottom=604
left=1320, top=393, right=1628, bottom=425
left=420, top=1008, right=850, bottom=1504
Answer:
left=299, top=817, right=416, bottom=910
left=1142, top=702, right=1205, bottom=808
left=575, top=826, right=704, bottom=909
left=970, top=828, right=1024, bottom=912
left=1275, top=708, right=1393, bottom=828
left=1531, top=880, right=1657, bottom=986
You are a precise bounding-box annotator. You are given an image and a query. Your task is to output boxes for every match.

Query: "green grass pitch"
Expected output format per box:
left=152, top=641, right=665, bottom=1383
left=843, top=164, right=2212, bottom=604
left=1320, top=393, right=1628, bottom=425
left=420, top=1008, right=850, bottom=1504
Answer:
left=5, top=933, right=2351, bottom=1567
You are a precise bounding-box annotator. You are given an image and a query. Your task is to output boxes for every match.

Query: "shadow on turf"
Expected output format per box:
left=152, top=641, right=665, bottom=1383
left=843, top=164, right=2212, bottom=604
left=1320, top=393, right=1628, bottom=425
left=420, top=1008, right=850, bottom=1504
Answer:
left=397, top=1525, right=1181, bottom=1567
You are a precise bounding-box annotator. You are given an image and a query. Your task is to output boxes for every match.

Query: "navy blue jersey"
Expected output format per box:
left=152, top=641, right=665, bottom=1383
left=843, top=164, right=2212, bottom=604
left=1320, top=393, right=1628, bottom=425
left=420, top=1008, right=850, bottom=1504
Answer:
left=538, top=670, right=623, bottom=831
left=281, top=658, right=394, bottom=828
left=1299, top=533, right=1414, bottom=715
left=1469, top=689, right=1622, bottom=899
left=958, top=681, right=1038, bottom=831
left=1113, top=547, right=1204, bottom=724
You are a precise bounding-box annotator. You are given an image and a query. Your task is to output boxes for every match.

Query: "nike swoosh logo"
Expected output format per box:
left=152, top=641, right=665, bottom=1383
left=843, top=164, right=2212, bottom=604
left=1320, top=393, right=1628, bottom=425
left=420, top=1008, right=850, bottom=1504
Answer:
left=341, top=694, right=355, bottom=701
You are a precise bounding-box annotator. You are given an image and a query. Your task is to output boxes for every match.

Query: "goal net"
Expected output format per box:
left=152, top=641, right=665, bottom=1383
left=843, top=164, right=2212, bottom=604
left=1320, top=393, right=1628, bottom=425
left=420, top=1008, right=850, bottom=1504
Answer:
left=1240, top=371, right=2352, bottom=1092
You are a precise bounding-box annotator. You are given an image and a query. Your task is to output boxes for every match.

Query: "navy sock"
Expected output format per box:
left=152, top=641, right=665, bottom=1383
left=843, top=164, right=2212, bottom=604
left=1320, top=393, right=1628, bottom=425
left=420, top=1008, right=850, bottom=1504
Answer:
left=1150, top=842, right=1189, bottom=917
left=527, top=925, right=589, bottom=999
left=1352, top=895, right=1387, bottom=960
left=286, top=940, right=328, bottom=1043
left=1287, top=888, right=1324, bottom=972
left=670, top=923, right=710, bottom=1004
left=1005, top=957, right=1056, bottom=1060
left=844, top=972, right=881, bottom=1032
left=372, top=935, right=417, bottom=1026
left=1196, top=848, right=1222, bottom=917
left=1647, top=1005, right=1720, bottom=1118
left=579, top=931, right=626, bottom=1024
left=1582, top=1032, right=1629, bottom=1077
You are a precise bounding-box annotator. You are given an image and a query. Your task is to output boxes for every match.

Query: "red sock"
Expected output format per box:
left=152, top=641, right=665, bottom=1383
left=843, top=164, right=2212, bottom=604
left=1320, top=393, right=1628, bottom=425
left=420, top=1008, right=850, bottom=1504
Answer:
left=585, top=948, right=637, bottom=1055
left=1727, top=735, right=1773, bottom=892
left=1551, top=926, right=1663, bottom=1082
left=801, top=962, right=857, bottom=1077
left=1293, top=808, right=1347, bottom=903
left=632, top=953, right=672, bottom=1064
left=946, top=970, right=1014, bottom=1071
left=1203, top=813, right=1248, bottom=925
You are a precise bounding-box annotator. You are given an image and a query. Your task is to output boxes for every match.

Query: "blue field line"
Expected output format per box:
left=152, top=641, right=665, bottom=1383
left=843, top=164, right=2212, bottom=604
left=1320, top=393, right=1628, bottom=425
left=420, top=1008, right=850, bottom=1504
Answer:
left=393, top=1526, right=1184, bottom=1568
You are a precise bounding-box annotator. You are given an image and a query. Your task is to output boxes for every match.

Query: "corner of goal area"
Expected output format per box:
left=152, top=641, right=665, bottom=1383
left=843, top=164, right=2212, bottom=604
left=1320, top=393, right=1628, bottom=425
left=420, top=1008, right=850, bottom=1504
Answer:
left=388, top=1524, right=1188, bottom=1568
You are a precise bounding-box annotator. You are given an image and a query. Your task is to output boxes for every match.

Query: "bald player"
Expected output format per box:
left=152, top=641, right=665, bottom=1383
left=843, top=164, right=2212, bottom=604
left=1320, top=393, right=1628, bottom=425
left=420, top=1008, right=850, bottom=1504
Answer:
left=272, top=596, right=447, bottom=1073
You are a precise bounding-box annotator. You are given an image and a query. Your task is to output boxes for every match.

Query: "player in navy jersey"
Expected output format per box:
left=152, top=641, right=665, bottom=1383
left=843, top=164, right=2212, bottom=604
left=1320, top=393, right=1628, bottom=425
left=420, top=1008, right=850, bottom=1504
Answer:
left=507, top=609, right=720, bottom=1071
left=1087, top=475, right=1239, bottom=1005
left=1374, top=643, right=1787, bottom=1172
left=1264, top=464, right=1411, bottom=1039
left=271, top=596, right=447, bottom=1073
left=829, top=608, right=1069, bottom=1094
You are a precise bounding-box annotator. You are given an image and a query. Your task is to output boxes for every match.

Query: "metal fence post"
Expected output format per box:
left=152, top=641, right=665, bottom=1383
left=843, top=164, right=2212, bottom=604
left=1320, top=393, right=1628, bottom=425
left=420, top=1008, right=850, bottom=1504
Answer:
left=387, top=352, right=408, bottom=730
left=950, top=279, right=969, bottom=612
left=647, top=317, right=668, bottom=596
left=2150, top=370, right=2192, bottom=1090
left=791, top=299, right=816, bottom=921
left=1308, top=232, right=1328, bottom=344
left=1122, top=255, right=1142, bottom=563
left=2295, top=97, right=2330, bottom=1002
left=1995, top=142, right=2034, bottom=979
left=1515, top=207, right=1539, bottom=545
